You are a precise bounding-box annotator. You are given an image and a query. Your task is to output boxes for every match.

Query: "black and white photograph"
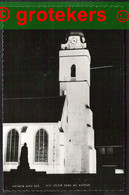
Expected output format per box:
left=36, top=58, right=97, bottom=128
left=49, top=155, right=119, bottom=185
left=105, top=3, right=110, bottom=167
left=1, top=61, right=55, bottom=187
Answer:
left=3, top=30, right=125, bottom=191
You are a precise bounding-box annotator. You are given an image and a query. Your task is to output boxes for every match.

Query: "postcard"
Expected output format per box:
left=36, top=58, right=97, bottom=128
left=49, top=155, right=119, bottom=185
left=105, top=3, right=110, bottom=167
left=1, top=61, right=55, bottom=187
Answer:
left=1, top=1, right=127, bottom=192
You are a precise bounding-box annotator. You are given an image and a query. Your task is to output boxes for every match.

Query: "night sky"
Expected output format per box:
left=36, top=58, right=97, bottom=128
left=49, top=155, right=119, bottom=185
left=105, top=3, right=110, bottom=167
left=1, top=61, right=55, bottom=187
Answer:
left=3, top=30, right=125, bottom=146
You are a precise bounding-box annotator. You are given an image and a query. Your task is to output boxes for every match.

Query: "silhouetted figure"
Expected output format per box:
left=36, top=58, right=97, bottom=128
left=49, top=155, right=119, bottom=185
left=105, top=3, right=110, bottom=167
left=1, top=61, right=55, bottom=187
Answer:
left=18, top=143, right=30, bottom=171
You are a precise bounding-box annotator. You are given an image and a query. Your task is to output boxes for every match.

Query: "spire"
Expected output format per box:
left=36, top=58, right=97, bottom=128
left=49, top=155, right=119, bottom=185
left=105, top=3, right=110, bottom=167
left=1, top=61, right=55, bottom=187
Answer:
left=61, top=30, right=87, bottom=50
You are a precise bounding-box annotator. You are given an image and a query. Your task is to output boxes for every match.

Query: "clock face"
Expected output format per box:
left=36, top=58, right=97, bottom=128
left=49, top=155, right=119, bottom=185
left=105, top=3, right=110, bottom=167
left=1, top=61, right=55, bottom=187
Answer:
left=71, top=37, right=77, bottom=44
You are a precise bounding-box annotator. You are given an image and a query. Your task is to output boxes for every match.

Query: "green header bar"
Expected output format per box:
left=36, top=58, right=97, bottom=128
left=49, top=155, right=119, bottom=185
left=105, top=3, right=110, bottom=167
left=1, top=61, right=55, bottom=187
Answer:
left=0, top=2, right=129, bottom=29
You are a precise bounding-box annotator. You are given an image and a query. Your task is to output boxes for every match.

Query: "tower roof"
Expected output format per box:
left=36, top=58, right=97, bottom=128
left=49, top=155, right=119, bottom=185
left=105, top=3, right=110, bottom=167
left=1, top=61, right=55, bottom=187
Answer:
left=66, top=30, right=84, bottom=38
left=3, top=96, right=65, bottom=123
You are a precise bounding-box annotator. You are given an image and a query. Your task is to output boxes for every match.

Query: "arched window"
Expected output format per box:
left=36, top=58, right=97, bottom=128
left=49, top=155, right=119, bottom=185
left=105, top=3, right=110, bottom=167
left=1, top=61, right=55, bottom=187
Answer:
left=35, top=129, right=48, bottom=162
left=71, top=64, right=76, bottom=77
left=6, top=129, right=19, bottom=162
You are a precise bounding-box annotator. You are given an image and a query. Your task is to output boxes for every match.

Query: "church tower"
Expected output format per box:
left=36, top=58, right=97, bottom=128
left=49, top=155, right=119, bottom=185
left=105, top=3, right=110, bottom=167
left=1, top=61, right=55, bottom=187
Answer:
left=59, top=31, right=96, bottom=173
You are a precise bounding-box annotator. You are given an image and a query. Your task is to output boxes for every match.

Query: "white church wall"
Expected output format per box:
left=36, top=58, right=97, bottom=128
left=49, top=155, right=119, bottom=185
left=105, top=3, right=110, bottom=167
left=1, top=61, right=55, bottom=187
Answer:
left=59, top=50, right=90, bottom=85
left=80, top=147, right=96, bottom=173
left=60, top=82, right=90, bottom=107
left=65, top=143, right=82, bottom=173
left=3, top=124, right=21, bottom=171
left=3, top=123, right=64, bottom=173
left=87, top=127, right=95, bottom=149
left=61, top=81, right=96, bottom=173
left=59, top=133, right=65, bottom=173
left=89, top=149, right=96, bottom=173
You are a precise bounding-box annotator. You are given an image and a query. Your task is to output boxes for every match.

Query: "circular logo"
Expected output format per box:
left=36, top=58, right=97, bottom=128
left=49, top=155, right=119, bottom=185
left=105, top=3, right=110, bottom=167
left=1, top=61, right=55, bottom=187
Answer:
left=0, top=7, right=10, bottom=22
left=117, top=10, right=129, bottom=23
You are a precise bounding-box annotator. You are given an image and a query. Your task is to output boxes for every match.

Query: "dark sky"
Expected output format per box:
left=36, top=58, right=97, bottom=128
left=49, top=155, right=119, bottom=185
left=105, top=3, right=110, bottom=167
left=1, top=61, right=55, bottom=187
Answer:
left=3, top=30, right=125, bottom=146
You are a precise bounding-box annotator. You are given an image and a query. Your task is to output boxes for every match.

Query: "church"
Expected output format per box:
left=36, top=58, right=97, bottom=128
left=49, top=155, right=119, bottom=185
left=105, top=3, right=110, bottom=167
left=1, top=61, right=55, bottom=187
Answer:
left=3, top=31, right=97, bottom=174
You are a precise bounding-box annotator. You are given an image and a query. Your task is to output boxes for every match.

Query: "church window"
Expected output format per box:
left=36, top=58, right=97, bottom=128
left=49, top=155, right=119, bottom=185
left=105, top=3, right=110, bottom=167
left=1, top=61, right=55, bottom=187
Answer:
left=35, top=129, right=48, bottom=162
left=6, top=129, right=19, bottom=162
left=71, top=64, right=76, bottom=77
